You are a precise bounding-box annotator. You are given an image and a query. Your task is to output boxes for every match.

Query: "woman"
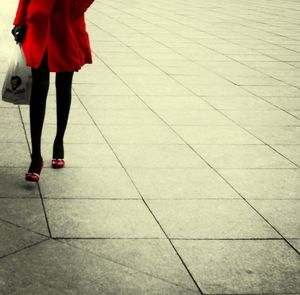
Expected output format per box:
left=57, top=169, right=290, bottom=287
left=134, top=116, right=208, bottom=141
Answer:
left=12, top=0, right=94, bottom=182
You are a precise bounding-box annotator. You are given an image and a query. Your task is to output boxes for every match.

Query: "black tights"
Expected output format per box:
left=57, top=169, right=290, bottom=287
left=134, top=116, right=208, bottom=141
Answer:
left=30, top=56, right=74, bottom=162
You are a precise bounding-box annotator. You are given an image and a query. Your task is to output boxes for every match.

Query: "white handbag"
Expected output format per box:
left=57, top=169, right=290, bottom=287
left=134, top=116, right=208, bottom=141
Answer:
left=2, top=44, right=32, bottom=105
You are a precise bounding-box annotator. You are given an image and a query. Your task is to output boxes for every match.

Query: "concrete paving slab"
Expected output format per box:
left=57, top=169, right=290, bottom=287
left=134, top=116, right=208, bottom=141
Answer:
left=290, top=110, right=300, bottom=119
left=243, top=85, right=300, bottom=97
left=111, top=144, right=208, bottom=168
left=0, top=240, right=199, bottom=295
left=45, top=199, right=164, bottom=238
left=0, top=221, right=46, bottom=258
left=119, top=74, right=177, bottom=85
left=249, top=200, right=300, bottom=239
left=64, top=239, right=199, bottom=292
left=193, top=144, right=296, bottom=169
left=0, top=108, right=22, bottom=126
left=127, top=168, right=239, bottom=199
left=109, top=65, right=164, bottom=75
left=73, top=82, right=135, bottom=96
left=173, top=125, right=261, bottom=144
left=0, top=168, right=39, bottom=198
left=157, top=109, right=235, bottom=126
left=272, top=144, right=300, bottom=166
left=39, top=167, right=140, bottom=199
left=129, top=82, right=192, bottom=96
left=202, top=95, right=277, bottom=110
left=147, top=200, right=279, bottom=239
left=90, top=109, right=164, bottom=125
left=0, top=126, right=26, bottom=143
left=173, top=240, right=300, bottom=294
left=222, top=110, right=300, bottom=126
left=99, top=125, right=183, bottom=144
left=79, top=95, right=148, bottom=110
left=139, top=95, right=213, bottom=110
left=0, top=199, right=49, bottom=236
left=219, top=169, right=300, bottom=200
left=246, top=126, right=300, bottom=144
left=0, top=143, right=29, bottom=168
left=288, top=239, right=300, bottom=252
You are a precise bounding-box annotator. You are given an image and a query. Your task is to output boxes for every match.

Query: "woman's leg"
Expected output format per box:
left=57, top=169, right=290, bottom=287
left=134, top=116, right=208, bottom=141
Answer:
left=29, top=56, right=50, bottom=164
left=53, top=72, right=74, bottom=159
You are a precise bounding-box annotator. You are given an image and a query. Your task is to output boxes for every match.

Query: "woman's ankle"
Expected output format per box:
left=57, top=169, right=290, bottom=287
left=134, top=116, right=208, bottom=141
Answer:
left=53, top=139, right=64, bottom=159
left=31, top=154, right=43, bottom=162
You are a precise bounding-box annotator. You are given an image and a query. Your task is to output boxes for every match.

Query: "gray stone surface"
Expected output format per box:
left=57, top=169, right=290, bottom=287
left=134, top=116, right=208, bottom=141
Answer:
left=0, top=143, right=29, bottom=168
left=0, top=221, right=46, bottom=258
left=44, top=199, right=164, bottom=238
left=288, top=239, right=300, bottom=252
left=220, top=169, right=300, bottom=200
left=147, top=200, right=280, bottom=239
left=0, top=240, right=198, bottom=294
left=193, top=144, right=297, bottom=168
left=272, top=144, right=300, bottom=167
left=173, top=125, right=262, bottom=144
left=112, top=144, right=208, bottom=168
left=127, top=168, right=239, bottom=199
left=0, top=126, right=26, bottom=143
left=39, top=167, right=140, bottom=199
left=250, top=200, right=300, bottom=238
left=0, top=168, right=40, bottom=198
left=100, top=125, right=184, bottom=144
left=246, top=126, right=300, bottom=144
left=65, top=239, right=198, bottom=292
left=173, top=240, right=300, bottom=294
left=0, top=199, right=49, bottom=236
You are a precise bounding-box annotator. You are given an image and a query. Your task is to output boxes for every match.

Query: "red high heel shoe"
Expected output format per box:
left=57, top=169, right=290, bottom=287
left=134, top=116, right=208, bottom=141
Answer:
left=52, top=158, right=65, bottom=168
left=25, top=159, right=44, bottom=182
left=52, top=141, right=65, bottom=169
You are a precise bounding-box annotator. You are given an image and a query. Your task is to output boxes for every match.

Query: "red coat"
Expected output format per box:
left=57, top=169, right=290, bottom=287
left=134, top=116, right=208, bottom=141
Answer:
left=13, top=0, right=94, bottom=72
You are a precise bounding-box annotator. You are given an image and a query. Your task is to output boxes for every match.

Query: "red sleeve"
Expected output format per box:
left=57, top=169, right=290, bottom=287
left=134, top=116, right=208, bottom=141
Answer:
left=72, top=0, right=95, bottom=18
left=13, top=0, right=29, bottom=26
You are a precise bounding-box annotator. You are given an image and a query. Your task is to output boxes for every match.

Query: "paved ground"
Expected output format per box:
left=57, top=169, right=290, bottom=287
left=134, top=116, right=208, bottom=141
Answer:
left=0, top=0, right=300, bottom=294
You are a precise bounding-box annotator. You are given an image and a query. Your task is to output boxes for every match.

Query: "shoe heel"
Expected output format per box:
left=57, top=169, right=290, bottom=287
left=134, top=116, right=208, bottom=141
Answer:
left=25, top=160, right=43, bottom=182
